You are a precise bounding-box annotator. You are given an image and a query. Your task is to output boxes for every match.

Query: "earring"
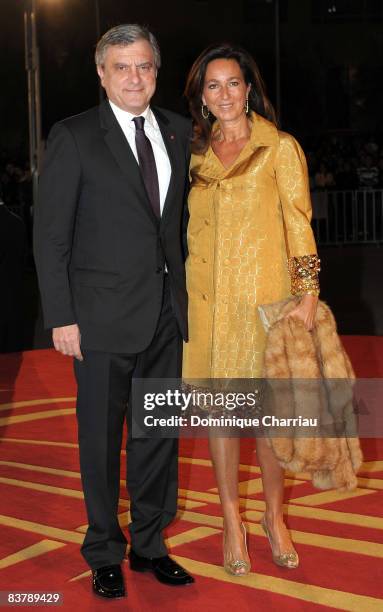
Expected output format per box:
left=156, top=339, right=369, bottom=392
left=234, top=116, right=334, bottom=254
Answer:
left=201, top=104, right=210, bottom=119
left=245, top=98, right=249, bottom=113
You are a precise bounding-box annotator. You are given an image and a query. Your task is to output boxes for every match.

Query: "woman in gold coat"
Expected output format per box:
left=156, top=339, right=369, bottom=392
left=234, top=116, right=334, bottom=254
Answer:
left=183, top=44, right=320, bottom=575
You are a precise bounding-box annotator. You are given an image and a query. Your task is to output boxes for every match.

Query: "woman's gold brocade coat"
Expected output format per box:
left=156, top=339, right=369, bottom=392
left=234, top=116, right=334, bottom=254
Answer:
left=182, top=112, right=320, bottom=380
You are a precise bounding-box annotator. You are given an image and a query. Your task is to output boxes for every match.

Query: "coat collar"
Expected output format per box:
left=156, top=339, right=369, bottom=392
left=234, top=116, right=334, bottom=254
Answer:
left=150, top=106, right=179, bottom=224
left=210, top=110, right=279, bottom=149
left=247, top=111, right=279, bottom=148
left=99, top=100, right=177, bottom=226
left=191, top=111, right=279, bottom=181
left=99, top=100, right=158, bottom=225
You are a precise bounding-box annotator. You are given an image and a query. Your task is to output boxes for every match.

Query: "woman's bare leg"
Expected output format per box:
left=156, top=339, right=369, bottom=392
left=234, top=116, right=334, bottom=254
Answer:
left=256, top=437, right=296, bottom=553
left=209, top=436, right=250, bottom=573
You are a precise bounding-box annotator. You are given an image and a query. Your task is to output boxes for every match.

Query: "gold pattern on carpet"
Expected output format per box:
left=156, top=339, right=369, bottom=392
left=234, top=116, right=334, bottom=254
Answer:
left=1, top=398, right=382, bottom=611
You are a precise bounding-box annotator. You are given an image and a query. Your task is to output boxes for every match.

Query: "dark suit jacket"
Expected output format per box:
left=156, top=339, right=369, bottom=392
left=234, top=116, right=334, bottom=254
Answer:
left=33, top=100, right=191, bottom=353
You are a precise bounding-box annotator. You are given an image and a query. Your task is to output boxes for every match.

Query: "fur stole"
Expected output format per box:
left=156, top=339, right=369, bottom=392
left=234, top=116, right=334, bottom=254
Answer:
left=262, top=298, right=363, bottom=490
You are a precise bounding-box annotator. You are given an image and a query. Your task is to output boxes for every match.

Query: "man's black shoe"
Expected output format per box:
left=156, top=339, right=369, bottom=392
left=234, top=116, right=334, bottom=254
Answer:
left=92, top=564, right=126, bottom=598
left=128, top=550, right=195, bottom=585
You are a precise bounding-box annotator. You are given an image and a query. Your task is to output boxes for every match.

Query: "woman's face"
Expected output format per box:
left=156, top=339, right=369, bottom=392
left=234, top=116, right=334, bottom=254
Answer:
left=202, top=58, right=250, bottom=122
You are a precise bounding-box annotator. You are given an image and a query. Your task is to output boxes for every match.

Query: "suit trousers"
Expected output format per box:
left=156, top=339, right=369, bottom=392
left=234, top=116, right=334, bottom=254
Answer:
left=74, top=276, right=181, bottom=570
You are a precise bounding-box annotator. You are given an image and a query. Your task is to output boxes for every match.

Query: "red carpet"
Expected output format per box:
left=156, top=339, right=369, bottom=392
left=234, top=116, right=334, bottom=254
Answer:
left=0, top=337, right=383, bottom=611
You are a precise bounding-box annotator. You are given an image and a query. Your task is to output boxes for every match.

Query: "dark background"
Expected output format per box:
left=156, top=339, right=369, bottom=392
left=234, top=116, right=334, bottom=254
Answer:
left=2, top=0, right=383, bottom=153
left=1, top=0, right=382, bottom=350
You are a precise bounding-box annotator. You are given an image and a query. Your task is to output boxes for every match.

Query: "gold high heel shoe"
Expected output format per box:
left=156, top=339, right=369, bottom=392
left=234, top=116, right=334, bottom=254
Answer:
left=223, top=522, right=251, bottom=576
left=260, top=515, right=299, bottom=569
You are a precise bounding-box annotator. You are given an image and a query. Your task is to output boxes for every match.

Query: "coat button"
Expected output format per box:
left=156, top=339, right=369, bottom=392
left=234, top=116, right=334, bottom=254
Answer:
left=202, top=257, right=207, bottom=263
left=204, top=219, right=210, bottom=226
left=202, top=294, right=208, bottom=301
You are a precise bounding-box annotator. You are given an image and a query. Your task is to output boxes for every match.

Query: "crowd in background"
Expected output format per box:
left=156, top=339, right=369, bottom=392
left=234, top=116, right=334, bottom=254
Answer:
left=0, top=154, right=32, bottom=210
left=0, top=156, right=27, bottom=353
left=1, top=134, right=383, bottom=213
left=0, top=152, right=32, bottom=251
left=306, top=134, right=383, bottom=190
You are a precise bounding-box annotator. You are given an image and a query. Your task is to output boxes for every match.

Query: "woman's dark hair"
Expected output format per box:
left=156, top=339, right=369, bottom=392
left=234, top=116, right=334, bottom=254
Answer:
left=184, top=43, right=277, bottom=154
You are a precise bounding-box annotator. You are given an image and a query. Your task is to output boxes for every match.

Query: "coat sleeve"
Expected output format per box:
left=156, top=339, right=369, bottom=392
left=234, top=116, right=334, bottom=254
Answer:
left=33, top=121, right=82, bottom=329
left=275, top=132, right=320, bottom=296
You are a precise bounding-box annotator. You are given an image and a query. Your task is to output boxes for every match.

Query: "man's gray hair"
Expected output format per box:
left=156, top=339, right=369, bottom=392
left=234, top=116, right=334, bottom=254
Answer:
left=95, top=24, right=161, bottom=69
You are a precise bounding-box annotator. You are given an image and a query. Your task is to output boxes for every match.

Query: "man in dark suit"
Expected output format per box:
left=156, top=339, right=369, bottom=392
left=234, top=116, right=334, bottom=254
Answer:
left=33, top=24, right=193, bottom=599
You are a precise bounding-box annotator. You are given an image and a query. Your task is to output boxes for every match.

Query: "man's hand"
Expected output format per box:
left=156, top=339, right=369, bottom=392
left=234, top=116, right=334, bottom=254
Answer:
left=52, top=324, right=83, bottom=360
left=284, top=294, right=319, bottom=331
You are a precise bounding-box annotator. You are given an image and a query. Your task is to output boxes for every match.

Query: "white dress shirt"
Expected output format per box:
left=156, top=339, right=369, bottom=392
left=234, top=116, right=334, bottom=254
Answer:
left=109, top=100, right=172, bottom=215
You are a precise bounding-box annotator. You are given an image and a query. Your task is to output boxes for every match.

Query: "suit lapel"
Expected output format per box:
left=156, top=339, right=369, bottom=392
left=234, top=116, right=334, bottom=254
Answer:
left=151, top=107, right=180, bottom=224
left=99, top=100, right=159, bottom=226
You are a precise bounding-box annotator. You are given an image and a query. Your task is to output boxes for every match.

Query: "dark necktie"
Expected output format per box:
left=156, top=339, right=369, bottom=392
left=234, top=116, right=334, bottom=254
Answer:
left=132, top=116, right=161, bottom=218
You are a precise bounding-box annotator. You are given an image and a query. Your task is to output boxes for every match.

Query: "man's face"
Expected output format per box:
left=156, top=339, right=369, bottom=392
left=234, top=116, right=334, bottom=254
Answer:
left=97, top=40, right=157, bottom=114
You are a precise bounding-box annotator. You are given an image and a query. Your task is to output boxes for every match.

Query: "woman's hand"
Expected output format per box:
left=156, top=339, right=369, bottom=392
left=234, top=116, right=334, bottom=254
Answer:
left=284, top=294, right=319, bottom=331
